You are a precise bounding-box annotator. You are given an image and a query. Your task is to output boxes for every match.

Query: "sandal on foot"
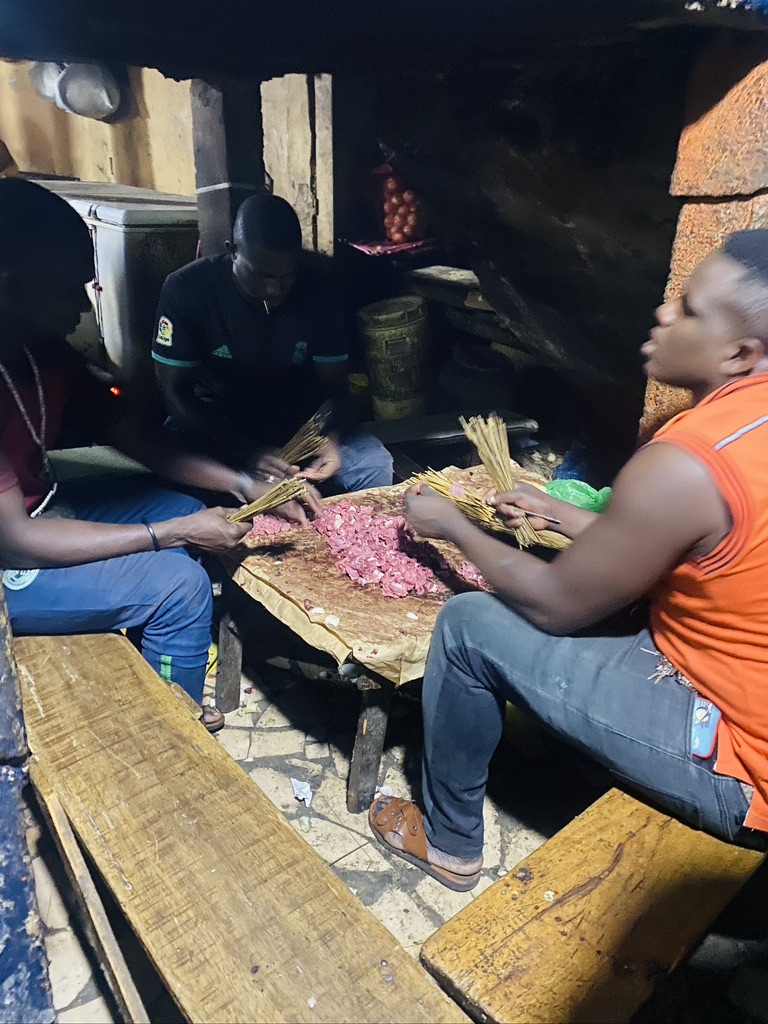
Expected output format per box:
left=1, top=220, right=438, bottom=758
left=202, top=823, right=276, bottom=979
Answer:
left=368, top=796, right=481, bottom=892
left=201, top=705, right=225, bottom=734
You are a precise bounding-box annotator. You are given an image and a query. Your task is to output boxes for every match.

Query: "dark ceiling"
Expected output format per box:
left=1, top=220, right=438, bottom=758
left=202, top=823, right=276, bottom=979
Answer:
left=0, top=0, right=766, bottom=79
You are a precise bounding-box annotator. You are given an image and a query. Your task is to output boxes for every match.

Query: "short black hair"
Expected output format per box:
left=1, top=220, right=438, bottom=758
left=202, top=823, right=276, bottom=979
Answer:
left=0, top=177, right=90, bottom=263
left=233, top=193, right=302, bottom=254
left=721, top=230, right=768, bottom=343
left=723, top=230, right=768, bottom=288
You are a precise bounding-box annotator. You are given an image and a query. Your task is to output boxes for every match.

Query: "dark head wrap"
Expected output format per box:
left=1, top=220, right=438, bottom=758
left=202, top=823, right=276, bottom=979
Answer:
left=722, top=230, right=768, bottom=287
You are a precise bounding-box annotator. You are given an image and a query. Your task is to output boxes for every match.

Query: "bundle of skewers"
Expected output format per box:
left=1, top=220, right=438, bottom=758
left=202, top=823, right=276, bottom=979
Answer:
left=228, top=478, right=308, bottom=524
left=228, top=404, right=337, bottom=525
left=410, top=469, right=517, bottom=536
left=278, top=401, right=333, bottom=467
left=458, top=413, right=570, bottom=550
left=407, top=414, right=569, bottom=551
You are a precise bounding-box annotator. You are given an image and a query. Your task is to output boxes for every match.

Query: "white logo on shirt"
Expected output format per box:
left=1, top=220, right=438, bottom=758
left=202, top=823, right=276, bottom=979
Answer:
left=213, top=345, right=233, bottom=359
left=2, top=568, right=40, bottom=590
left=156, top=316, right=173, bottom=346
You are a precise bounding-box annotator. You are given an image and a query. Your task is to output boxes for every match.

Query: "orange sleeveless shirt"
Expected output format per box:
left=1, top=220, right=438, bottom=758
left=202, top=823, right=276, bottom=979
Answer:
left=650, top=374, right=768, bottom=832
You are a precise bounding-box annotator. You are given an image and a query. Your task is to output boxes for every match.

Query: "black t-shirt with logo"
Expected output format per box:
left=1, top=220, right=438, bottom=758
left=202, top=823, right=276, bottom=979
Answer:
left=152, top=254, right=348, bottom=444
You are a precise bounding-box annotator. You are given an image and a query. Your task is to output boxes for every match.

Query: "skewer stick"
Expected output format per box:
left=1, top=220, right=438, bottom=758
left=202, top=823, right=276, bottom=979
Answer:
left=278, top=402, right=334, bottom=466
left=227, top=478, right=308, bottom=524
left=458, top=413, right=571, bottom=550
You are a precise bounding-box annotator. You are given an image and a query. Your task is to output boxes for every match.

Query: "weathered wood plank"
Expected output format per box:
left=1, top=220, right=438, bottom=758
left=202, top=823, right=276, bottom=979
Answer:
left=216, top=579, right=244, bottom=714
left=191, top=78, right=264, bottom=256
left=30, top=762, right=150, bottom=1024
left=15, top=633, right=466, bottom=1024
left=313, top=73, right=334, bottom=257
left=347, top=677, right=393, bottom=814
left=0, top=581, right=26, bottom=760
left=421, top=789, right=762, bottom=1024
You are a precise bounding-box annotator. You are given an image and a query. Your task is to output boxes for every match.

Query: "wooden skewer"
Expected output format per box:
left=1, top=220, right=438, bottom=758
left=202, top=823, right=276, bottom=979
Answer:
left=504, top=506, right=562, bottom=526
left=411, top=470, right=572, bottom=552
left=278, top=401, right=334, bottom=466
left=227, top=478, right=308, bottom=524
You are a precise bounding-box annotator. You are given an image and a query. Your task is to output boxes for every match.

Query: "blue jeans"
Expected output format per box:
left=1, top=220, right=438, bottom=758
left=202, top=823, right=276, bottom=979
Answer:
left=336, top=432, right=393, bottom=491
left=166, top=418, right=393, bottom=493
left=5, top=479, right=213, bottom=704
left=422, top=592, right=758, bottom=860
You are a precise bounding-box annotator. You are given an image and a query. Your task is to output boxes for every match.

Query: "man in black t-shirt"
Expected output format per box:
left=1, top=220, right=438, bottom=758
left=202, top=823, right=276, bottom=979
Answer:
left=152, top=194, right=393, bottom=492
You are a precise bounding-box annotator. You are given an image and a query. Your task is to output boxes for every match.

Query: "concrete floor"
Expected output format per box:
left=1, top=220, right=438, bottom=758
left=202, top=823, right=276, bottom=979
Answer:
left=29, top=651, right=601, bottom=1021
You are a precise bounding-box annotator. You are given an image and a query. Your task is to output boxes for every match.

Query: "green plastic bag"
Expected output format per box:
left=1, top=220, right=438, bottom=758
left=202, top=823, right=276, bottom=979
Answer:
left=544, top=479, right=612, bottom=513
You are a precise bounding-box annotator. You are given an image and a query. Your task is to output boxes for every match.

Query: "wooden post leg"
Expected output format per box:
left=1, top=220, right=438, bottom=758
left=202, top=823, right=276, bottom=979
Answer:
left=216, top=582, right=243, bottom=713
left=347, top=677, right=393, bottom=814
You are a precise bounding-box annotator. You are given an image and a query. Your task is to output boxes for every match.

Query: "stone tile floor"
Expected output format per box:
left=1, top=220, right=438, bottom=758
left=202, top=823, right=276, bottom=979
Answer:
left=28, top=650, right=603, bottom=1021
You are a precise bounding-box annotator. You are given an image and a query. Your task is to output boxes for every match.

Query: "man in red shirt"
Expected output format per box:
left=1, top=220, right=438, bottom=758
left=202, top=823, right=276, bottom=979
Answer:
left=0, top=179, right=308, bottom=729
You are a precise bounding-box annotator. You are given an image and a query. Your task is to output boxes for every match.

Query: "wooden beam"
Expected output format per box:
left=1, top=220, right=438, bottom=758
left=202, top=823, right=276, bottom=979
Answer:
left=191, top=79, right=265, bottom=256
left=421, top=788, right=763, bottom=1024
left=16, top=632, right=467, bottom=1024
left=30, top=762, right=150, bottom=1024
left=261, top=74, right=334, bottom=255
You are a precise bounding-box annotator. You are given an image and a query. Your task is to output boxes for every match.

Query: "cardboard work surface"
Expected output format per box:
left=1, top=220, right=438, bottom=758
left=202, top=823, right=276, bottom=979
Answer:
left=227, top=468, right=527, bottom=686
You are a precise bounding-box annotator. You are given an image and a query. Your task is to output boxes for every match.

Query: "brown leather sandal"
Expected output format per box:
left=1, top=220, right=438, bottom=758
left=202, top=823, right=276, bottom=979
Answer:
left=201, top=705, right=225, bottom=734
left=368, top=796, right=481, bottom=892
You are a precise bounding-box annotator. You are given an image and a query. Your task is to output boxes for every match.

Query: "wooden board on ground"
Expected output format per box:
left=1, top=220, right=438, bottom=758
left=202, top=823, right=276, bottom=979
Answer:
left=227, top=466, right=546, bottom=686
left=16, top=633, right=467, bottom=1024
left=30, top=761, right=150, bottom=1024
left=421, top=788, right=762, bottom=1024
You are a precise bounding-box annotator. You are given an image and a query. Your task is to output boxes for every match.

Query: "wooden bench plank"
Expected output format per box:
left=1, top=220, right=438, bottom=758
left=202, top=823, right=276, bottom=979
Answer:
left=420, top=788, right=762, bottom=1024
left=15, top=634, right=466, bottom=1024
left=30, top=761, right=150, bottom=1024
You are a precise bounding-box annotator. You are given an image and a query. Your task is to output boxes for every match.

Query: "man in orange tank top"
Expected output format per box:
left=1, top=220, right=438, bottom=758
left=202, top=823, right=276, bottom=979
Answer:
left=369, top=231, right=768, bottom=891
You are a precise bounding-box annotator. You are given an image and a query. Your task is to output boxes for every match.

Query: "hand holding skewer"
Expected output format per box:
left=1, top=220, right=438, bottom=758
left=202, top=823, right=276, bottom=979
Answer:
left=487, top=483, right=563, bottom=532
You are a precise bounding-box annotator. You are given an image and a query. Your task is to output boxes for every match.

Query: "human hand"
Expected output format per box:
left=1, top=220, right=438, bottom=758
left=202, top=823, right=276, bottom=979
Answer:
left=403, top=483, right=466, bottom=541
left=240, top=476, right=270, bottom=504
left=248, top=448, right=297, bottom=484
left=273, top=483, right=323, bottom=526
left=488, top=483, right=561, bottom=533
left=296, top=440, right=342, bottom=485
left=172, top=507, right=252, bottom=554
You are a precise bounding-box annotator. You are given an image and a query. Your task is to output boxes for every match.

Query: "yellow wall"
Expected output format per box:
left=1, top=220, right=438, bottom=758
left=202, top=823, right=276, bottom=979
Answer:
left=0, top=62, right=195, bottom=196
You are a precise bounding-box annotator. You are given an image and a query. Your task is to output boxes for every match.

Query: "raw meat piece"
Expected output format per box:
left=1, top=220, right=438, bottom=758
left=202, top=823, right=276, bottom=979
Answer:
left=458, top=561, right=487, bottom=588
left=246, top=514, right=295, bottom=540
left=312, top=501, right=446, bottom=599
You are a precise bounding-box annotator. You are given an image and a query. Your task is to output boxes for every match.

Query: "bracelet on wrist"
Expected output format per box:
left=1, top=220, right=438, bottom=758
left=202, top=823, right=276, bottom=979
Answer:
left=142, top=518, right=162, bottom=552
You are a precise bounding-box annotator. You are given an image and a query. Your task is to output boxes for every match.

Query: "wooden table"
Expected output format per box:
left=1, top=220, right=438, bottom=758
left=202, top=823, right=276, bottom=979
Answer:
left=217, top=475, right=497, bottom=814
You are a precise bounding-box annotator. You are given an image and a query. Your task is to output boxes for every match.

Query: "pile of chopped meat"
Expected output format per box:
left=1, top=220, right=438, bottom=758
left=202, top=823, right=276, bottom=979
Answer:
left=311, top=500, right=487, bottom=599
left=245, top=514, right=295, bottom=540
left=312, top=501, right=446, bottom=599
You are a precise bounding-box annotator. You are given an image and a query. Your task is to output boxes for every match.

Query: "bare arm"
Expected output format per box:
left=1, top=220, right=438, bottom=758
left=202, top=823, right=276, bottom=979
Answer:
left=0, top=484, right=251, bottom=569
left=154, top=362, right=256, bottom=466
left=108, top=412, right=317, bottom=523
left=108, top=410, right=252, bottom=498
left=405, top=444, right=729, bottom=634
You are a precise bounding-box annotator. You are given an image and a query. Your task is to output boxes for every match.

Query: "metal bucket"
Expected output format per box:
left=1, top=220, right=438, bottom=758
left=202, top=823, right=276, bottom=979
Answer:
left=357, top=295, right=430, bottom=420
